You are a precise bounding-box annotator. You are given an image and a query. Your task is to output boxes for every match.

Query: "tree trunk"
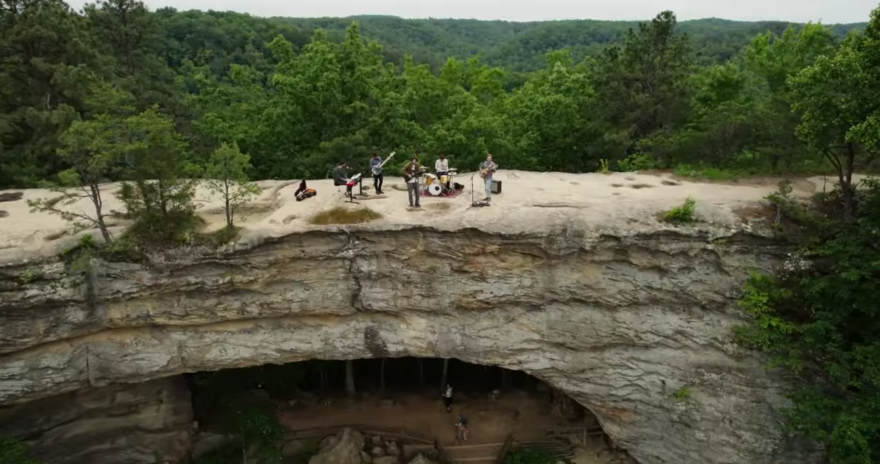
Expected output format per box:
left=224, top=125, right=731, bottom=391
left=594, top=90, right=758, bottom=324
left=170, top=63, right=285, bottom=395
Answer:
left=418, top=359, right=424, bottom=388
left=380, top=359, right=386, bottom=392
left=319, top=365, right=326, bottom=392
left=440, top=359, right=449, bottom=390
left=345, top=360, right=356, bottom=397
left=88, top=182, right=112, bottom=244
left=225, top=179, right=233, bottom=230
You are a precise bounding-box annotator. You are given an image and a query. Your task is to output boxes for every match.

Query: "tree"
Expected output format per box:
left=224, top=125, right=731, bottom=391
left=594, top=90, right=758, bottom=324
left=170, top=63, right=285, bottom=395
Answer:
left=736, top=179, right=880, bottom=463
left=116, top=106, right=197, bottom=241
left=345, top=360, right=356, bottom=397
left=744, top=23, right=836, bottom=172
left=593, top=11, right=694, bottom=161
left=26, top=83, right=137, bottom=243
left=789, top=33, right=876, bottom=217
left=203, top=142, right=261, bottom=232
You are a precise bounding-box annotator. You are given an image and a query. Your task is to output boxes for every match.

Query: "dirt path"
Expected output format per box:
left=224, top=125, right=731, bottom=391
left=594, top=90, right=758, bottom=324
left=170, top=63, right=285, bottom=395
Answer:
left=278, top=390, right=569, bottom=446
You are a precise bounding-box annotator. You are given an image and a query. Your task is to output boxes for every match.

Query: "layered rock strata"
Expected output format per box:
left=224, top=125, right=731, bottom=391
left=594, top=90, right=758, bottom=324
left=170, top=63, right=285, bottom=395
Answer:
left=0, top=225, right=811, bottom=464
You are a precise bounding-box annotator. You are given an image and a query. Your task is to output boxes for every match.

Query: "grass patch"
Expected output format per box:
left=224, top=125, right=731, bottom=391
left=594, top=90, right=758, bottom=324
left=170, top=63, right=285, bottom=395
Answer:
left=674, top=386, right=691, bottom=402
left=663, top=197, right=697, bottom=224
left=309, top=207, right=382, bottom=225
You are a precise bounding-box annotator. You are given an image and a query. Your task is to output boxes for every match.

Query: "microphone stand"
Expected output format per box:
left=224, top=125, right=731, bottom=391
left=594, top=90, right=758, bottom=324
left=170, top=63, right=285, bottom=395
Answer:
left=470, top=171, right=476, bottom=207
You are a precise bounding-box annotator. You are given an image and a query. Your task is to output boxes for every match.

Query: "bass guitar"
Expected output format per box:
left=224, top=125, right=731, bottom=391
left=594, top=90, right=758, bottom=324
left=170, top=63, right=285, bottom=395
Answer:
left=371, top=151, right=396, bottom=176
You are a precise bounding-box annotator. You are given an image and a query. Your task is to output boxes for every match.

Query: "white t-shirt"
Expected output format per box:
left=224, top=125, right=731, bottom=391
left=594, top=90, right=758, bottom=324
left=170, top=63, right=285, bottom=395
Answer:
left=444, top=386, right=453, bottom=398
left=435, top=159, right=449, bottom=172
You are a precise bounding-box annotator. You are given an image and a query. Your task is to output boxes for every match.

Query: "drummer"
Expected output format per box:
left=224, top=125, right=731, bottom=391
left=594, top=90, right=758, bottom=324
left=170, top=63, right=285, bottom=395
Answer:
left=434, top=154, right=450, bottom=191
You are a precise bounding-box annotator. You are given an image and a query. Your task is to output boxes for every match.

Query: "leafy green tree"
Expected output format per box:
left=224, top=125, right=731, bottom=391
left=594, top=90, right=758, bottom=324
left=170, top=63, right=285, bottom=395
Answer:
left=789, top=32, right=876, bottom=217
left=0, top=0, right=107, bottom=188
left=736, top=178, right=880, bottom=463
left=593, top=11, right=694, bottom=162
left=116, top=107, right=197, bottom=241
left=743, top=23, right=836, bottom=172
left=27, top=83, right=135, bottom=243
left=0, top=435, right=38, bottom=464
left=204, top=142, right=261, bottom=231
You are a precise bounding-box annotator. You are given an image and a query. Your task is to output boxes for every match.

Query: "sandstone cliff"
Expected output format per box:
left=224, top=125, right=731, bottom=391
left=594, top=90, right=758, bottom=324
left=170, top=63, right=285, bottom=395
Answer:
left=0, top=171, right=828, bottom=464
left=0, top=377, right=193, bottom=464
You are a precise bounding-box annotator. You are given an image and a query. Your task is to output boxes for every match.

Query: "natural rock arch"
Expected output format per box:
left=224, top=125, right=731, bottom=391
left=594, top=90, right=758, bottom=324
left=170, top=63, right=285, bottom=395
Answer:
left=0, top=226, right=816, bottom=464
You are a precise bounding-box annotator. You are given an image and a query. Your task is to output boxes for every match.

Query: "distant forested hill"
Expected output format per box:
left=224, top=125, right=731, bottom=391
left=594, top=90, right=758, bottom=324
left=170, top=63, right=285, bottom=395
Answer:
left=266, top=15, right=865, bottom=71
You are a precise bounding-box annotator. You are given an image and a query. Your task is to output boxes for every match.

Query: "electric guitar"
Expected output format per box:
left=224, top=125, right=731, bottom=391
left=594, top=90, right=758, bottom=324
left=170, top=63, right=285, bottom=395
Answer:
left=479, top=162, right=497, bottom=179
left=371, top=151, right=396, bottom=176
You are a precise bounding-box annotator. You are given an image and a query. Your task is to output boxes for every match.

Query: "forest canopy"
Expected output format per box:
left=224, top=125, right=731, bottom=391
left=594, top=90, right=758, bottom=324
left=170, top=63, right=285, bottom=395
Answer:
left=0, top=0, right=871, bottom=190
left=5, top=1, right=880, bottom=462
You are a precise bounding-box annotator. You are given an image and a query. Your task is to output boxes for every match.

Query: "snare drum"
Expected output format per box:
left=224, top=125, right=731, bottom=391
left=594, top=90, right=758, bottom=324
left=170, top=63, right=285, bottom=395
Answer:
left=440, top=175, right=450, bottom=185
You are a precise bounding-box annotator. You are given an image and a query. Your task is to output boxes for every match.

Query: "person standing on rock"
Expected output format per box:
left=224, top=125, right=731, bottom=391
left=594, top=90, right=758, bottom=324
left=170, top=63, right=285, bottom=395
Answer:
left=443, top=384, right=453, bottom=412
left=478, top=154, right=497, bottom=202
left=401, top=157, right=422, bottom=208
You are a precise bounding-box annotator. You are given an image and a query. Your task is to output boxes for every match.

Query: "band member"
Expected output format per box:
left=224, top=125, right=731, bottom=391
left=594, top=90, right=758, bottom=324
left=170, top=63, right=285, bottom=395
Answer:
left=435, top=154, right=450, bottom=191
left=478, top=154, right=498, bottom=202
left=332, top=161, right=352, bottom=195
left=369, top=153, right=384, bottom=194
left=401, top=157, right=422, bottom=208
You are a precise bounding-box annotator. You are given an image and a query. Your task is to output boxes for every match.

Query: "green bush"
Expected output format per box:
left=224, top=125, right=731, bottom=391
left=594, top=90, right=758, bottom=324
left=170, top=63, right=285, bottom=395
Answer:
left=734, top=178, right=880, bottom=463
left=0, top=436, right=38, bottom=464
left=617, top=152, right=657, bottom=172
left=663, top=197, right=696, bottom=224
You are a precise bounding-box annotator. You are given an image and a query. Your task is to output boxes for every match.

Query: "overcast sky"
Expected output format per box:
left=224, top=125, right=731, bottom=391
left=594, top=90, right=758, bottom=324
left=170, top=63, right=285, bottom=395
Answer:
left=69, top=0, right=876, bottom=24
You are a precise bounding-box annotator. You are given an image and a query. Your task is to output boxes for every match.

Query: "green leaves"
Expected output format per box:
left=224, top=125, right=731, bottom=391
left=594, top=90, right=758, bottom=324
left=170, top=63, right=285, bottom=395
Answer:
left=204, top=142, right=261, bottom=231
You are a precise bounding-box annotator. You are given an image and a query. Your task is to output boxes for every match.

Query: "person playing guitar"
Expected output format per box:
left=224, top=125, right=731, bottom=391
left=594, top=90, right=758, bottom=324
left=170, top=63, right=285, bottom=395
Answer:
left=478, top=154, right=498, bottom=202
left=401, top=157, right=423, bottom=208
left=369, top=151, right=396, bottom=195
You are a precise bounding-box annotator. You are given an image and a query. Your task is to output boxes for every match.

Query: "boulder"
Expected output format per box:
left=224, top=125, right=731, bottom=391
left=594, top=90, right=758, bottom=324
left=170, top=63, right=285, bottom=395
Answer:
left=372, top=446, right=386, bottom=457
left=309, top=428, right=366, bottom=464
left=385, top=441, right=400, bottom=457
left=361, top=451, right=373, bottom=463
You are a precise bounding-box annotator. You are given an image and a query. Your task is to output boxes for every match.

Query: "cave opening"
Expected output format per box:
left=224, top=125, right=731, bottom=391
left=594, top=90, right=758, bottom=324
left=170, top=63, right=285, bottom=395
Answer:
left=185, top=357, right=635, bottom=464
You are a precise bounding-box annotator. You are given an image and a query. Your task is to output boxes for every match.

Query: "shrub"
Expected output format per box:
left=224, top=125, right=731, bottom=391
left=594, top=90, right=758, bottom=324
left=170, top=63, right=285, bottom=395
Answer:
left=663, top=197, right=696, bottom=224
left=617, top=152, right=657, bottom=172
left=0, top=435, right=38, bottom=464
left=674, top=386, right=691, bottom=402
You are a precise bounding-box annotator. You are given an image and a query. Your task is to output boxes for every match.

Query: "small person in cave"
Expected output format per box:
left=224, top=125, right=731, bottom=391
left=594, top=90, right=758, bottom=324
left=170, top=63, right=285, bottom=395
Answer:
left=443, top=384, right=453, bottom=412
left=455, top=413, right=469, bottom=442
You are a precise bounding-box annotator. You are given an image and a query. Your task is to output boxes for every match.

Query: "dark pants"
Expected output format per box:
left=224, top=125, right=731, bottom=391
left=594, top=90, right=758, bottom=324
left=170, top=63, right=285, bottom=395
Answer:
left=407, top=181, right=420, bottom=207
left=373, top=174, right=384, bottom=193
left=444, top=396, right=453, bottom=411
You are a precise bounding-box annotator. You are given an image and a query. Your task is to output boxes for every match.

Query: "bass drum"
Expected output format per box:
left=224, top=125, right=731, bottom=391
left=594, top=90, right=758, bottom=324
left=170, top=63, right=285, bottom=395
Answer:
left=428, top=183, right=443, bottom=196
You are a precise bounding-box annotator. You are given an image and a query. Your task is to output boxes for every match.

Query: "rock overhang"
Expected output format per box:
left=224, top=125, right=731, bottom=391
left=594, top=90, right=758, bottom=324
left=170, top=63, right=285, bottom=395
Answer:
left=0, top=171, right=827, bottom=464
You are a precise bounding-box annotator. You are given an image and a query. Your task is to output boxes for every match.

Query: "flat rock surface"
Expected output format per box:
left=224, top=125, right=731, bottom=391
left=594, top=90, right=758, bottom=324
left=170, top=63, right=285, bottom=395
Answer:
left=0, top=171, right=843, bottom=264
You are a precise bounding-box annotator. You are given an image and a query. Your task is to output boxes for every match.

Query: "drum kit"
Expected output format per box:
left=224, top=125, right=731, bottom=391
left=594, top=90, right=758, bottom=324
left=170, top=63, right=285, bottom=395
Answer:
left=423, top=169, right=458, bottom=197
